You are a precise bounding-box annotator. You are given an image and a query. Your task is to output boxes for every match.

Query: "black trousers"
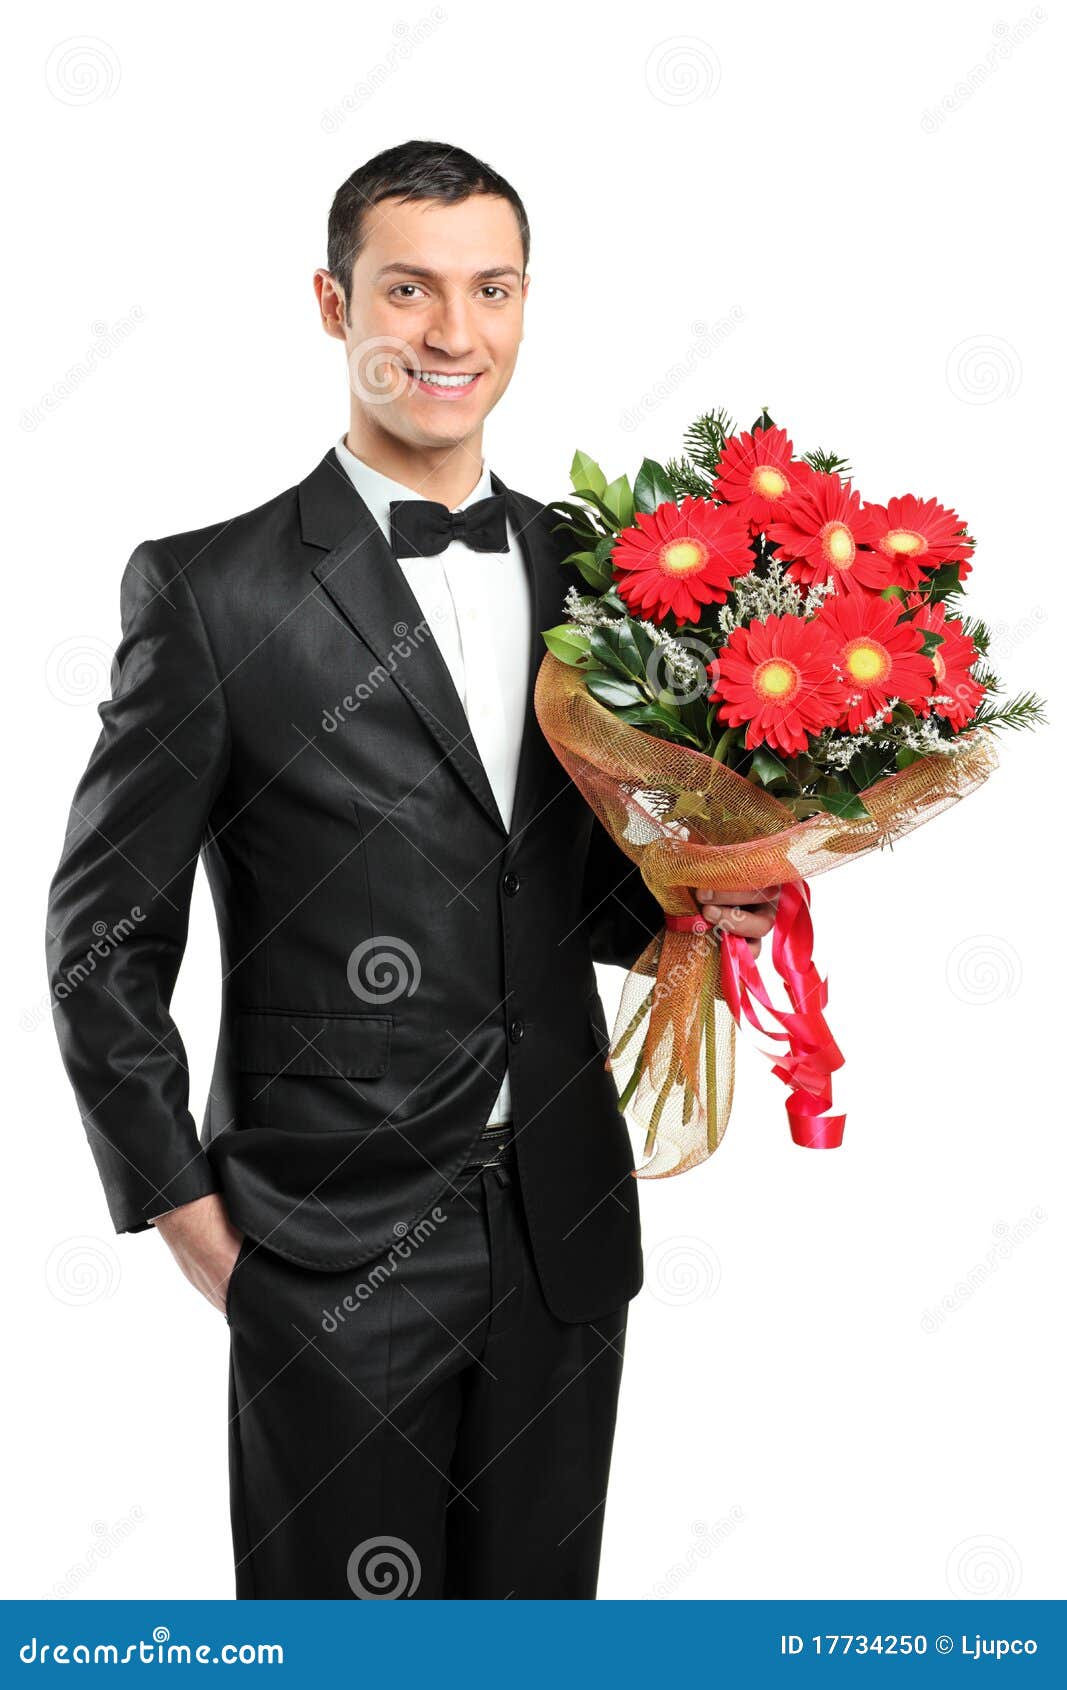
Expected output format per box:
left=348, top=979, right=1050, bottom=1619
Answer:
left=225, top=1150, right=629, bottom=1598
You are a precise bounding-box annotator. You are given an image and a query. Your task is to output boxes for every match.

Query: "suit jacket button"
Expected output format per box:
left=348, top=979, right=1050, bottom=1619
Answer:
left=502, top=870, right=521, bottom=896
left=508, top=1017, right=525, bottom=1043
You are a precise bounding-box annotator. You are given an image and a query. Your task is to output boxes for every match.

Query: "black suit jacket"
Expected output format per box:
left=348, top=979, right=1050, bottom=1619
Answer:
left=45, top=447, right=665, bottom=1322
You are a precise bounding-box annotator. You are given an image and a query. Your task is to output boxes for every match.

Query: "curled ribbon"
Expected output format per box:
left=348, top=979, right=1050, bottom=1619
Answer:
left=667, top=880, right=846, bottom=1149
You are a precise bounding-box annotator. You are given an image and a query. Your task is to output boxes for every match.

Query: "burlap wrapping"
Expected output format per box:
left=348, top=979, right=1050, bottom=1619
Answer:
left=534, top=651, right=999, bottom=1177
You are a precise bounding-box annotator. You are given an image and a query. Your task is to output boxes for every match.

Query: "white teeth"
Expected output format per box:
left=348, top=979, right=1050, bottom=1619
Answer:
left=412, top=370, right=477, bottom=387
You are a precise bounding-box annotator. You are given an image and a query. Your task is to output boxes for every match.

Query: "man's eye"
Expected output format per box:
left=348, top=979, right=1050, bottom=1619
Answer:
left=482, top=287, right=508, bottom=300
left=390, top=284, right=425, bottom=300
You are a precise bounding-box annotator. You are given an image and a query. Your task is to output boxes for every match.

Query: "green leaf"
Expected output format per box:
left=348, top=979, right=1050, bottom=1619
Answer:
left=748, top=746, right=793, bottom=788
left=712, top=724, right=743, bottom=763
left=615, top=703, right=702, bottom=745
left=848, top=744, right=897, bottom=789
left=542, top=625, right=593, bottom=665
left=562, top=549, right=613, bottom=591
left=918, top=628, right=946, bottom=659
left=588, top=626, right=642, bottom=682
left=570, top=450, right=607, bottom=499
left=585, top=673, right=645, bottom=709
left=613, top=619, right=649, bottom=680
left=751, top=408, right=775, bottom=433
left=895, top=747, right=922, bottom=770
left=601, top=474, right=635, bottom=531
left=594, top=534, right=618, bottom=566
left=927, top=561, right=963, bottom=602
left=819, top=790, right=872, bottom=820
left=633, top=458, right=678, bottom=516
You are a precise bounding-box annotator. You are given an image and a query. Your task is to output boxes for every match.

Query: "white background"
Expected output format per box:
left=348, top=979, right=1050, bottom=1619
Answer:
left=5, top=0, right=1062, bottom=1602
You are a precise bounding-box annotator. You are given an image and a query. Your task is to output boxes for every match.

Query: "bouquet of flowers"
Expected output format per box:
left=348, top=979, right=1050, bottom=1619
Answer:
left=534, top=408, right=1043, bottom=1177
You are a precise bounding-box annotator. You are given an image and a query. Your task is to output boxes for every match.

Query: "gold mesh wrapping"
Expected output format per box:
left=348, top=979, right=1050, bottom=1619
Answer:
left=534, top=652, right=999, bottom=1177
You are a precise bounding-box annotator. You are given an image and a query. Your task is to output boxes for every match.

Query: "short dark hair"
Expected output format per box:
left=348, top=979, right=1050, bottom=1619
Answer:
left=326, top=139, right=530, bottom=307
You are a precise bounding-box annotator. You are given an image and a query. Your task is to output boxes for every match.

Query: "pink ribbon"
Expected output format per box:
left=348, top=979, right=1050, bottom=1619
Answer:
left=668, top=880, right=846, bottom=1148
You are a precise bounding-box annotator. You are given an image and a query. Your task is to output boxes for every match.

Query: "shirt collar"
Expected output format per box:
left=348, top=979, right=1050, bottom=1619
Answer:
left=334, top=436, right=494, bottom=547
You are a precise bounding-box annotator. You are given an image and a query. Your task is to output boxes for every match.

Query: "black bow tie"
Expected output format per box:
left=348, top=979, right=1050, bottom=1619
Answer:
left=389, top=492, right=509, bottom=560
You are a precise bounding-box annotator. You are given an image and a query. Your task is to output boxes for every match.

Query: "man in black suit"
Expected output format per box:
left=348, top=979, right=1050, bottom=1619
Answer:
left=46, top=139, right=777, bottom=1599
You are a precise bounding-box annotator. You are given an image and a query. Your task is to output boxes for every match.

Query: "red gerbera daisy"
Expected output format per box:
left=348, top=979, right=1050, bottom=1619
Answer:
left=765, top=472, right=886, bottom=593
left=863, top=494, right=974, bottom=588
left=815, top=591, right=934, bottom=731
left=611, top=497, right=754, bottom=626
left=707, top=613, right=843, bottom=755
left=906, top=597, right=985, bottom=728
left=711, top=425, right=814, bottom=534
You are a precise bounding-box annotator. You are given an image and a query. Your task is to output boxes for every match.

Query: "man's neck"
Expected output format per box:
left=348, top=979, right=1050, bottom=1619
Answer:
left=342, top=419, right=486, bottom=510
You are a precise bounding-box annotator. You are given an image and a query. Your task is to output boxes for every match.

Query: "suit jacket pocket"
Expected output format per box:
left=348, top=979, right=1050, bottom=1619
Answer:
left=234, top=1010, right=392, bottom=1078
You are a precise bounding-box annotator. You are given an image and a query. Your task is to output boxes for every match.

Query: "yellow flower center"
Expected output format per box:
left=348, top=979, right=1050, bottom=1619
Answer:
left=884, top=528, right=926, bottom=557
left=659, top=539, right=706, bottom=576
left=754, top=658, right=800, bottom=701
left=844, top=639, right=890, bottom=685
left=751, top=466, right=788, bottom=499
left=823, top=523, right=855, bottom=567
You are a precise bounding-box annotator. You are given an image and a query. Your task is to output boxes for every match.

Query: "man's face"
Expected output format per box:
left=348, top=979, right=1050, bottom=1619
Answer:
left=332, top=193, right=528, bottom=452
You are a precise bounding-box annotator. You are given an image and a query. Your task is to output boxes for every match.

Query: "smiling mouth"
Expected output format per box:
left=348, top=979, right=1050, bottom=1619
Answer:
left=403, top=367, right=484, bottom=393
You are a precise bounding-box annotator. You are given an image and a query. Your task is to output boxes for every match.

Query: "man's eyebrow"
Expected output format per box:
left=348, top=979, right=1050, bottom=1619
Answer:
left=374, top=262, right=523, bottom=284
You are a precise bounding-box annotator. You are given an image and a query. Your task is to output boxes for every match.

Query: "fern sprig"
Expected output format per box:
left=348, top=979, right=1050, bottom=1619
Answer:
left=967, top=690, right=1047, bottom=735
left=804, top=447, right=852, bottom=479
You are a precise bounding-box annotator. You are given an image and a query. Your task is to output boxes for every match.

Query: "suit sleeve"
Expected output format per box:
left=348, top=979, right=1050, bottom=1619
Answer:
left=580, top=816, right=663, bottom=971
left=45, top=539, right=231, bottom=1233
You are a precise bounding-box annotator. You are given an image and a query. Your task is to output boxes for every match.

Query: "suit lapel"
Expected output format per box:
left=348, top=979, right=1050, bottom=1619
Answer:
left=300, top=449, right=567, bottom=842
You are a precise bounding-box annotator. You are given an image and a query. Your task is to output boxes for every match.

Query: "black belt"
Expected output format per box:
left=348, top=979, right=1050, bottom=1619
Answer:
left=459, top=1118, right=516, bottom=1172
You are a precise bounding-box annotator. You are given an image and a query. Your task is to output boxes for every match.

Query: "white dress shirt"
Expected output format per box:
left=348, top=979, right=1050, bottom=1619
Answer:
left=334, top=437, right=531, bottom=1124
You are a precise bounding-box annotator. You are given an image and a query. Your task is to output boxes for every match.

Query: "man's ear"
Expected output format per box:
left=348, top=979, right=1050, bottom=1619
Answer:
left=313, top=269, right=348, bottom=343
